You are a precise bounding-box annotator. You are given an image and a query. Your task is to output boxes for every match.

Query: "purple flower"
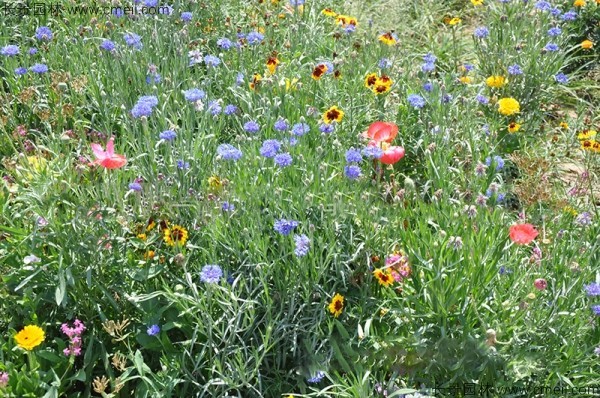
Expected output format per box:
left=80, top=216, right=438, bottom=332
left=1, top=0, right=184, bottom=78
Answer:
left=147, top=324, right=160, bottom=336
left=217, top=144, right=243, bottom=161
left=378, top=58, right=392, bottom=69
left=407, top=94, right=425, bottom=109
left=35, top=26, right=53, bottom=41
left=576, top=212, right=592, bottom=226
left=30, top=63, right=48, bottom=74
left=131, top=96, right=158, bottom=118
left=544, top=43, right=559, bottom=52
left=208, top=100, right=222, bottom=115
left=508, top=64, right=523, bottom=75
left=421, top=62, right=435, bottom=72
left=159, top=130, right=177, bottom=141
left=345, top=148, right=363, bottom=163
left=274, top=118, right=289, bottom=132
left=177, top=160, right=190, bottom=169
left=100, top=39, right=116, bottom=52
left=534, top=1, right=551, bottom=11
left=319, top=123, right=334, bottom=134
left=362, top=146, right=383, bottom=159
left=423, top=53, right=437, bottom=64
left=1, top=44, right=19, bottom=56
left=585, top=283, right=600, bottom=297
left=307, top=371, right=325, bottom=384
left=344, top=165, right=362, bottom=179
left=274, top=153, right=293, bottom=167
left=222, top=201, right=235, bottom=212
left=474, top=26, right=489, bottom=38
left=0, top=372, right=7, bottom=388
left=224, top=104, right=238, bottom=115
left=476, top=94, right=489, bottom=105
left=181, top=12, right=192, bottom=22
left=554, top=73, right=568, bottom=84
left=294, top=234, right=310, bottom=257
left=15, top=67, right=27, bottom=76
left=28, top=47, right=37, bottom=55
left=260, top=140, right=281, bottom=158
left=129, top=182, right=142, bottom=192
left=274, top=219, right=298, bottom=235
left=423, top=82, right=433, bottom=92
left=217, top=38, right=233, bottom=50
left=200, top=265, right=223, bottom=283
left=246, top=31, right=264, bottom=45
left=291, top=123, right=310, bottom=136
left=561, top=10, right=577, bottom=21
left=547, top=27, right=562, bottom=37
left=244, top=120, right=260, bottom=133
left=183, top=88, right=206, bottom=102
left=204, top=55, right=221, bottom=67
left=485, top=155, right=504, bottom=171
left=592, top=305, right=600, bottom=316
left=123, top=32, right=143, bottom=50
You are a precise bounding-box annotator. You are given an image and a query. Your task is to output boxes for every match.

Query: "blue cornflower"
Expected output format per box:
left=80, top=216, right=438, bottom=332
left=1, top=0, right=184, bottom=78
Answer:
left=496, top=193, right=506, bottom=203
left=423, top=82, right=433, bottom=92
left=345, top=148, right=363, bottom=163
left=407, top=94, right=426, bottom=109
left=476, top=94, right=489, bottom=105
left=224, top=104, right=238, bottom=115
left=274, top=219, right=298, bottom=236
left=1, top=45, right=19, bottom=56
left=183, top=88, right=206, bottom=102
left=499, top=266, right=511, bottom=275
left=15, top=67, right=27, bottom=76
left=28, top=47, right=37, bottom=55
left=534, top=1, right=551, bottom=11
left=561, top=10, right=577, bottom=21
left=222, top=201, right=235, bottom=212
left=181, top=11, right=192, bottom=22
left=208, top=100, right=222, bottom=115
left=421, top=62, right=435, bottom=73
left=362, top=146, right=383, bottom=159
left=442, top=94, right=453, bottom=104
left=147, top=324, right=160, bottom=336
left=343, top=24, right=356, bottom=34
left=378, top=58, right=392, bottom=69
left=585, top=283, right=600, bottom=297
left=123, top=32, right=143, bottom=50
left=288, top=137, right=298, bottom=146
left=244, top=120, right=260, bottom=133
left=200, top=265, right=223, bottom=283
left=307, top=371, right=326, bottom=384
left=144, top=0, right=158, bottom=6
left=554, top=73, right=568, bottom=84
left=35, top=26, right=53, bottom=41
left=138, top=95, right=159, bottom=108
left=547, top=27, right=562, bottom=37
left=544, top=42, right=559, bottom=52
left=100, top=39, right=116, bottom=52
left=217, top=144, right=243, bottom=161
left=113, top=8, right=124, bottom=17
left=177, top=160, right=190, bottom=169
left=204, top=55, right=221, bottom=67
left=30, top=63, right=48, bottom=74
left=274, top=153, right=293, bottom=167
left=246, top=31, right=264, bottom=45
left=293, top=234, right=310, bottom=257
left=291, top=123, right=310, bottom=136
left=423, top=53, right=437, bottom=64
left=474, top=26, right=489, bottom=38
left=344, top=165, right=362, bottom=180
left=146, top=73, right=161, bottom=84
left=236, top=72, right=244, bottom=86
left=485, top=155, right=505, bottom=171
left=508, top=64, right=523, bottom=75
left=274, top=118, right=289, bottom=132
left=592, top=305, right=600, bottom=316
left=131, top=101, right=154, bottom=118
left=129, top=182, right=142, bottom=192
left=463, top=64, right=475, bottom=72
left=260, top=140, right=281, bottom=158
left=217, top=38, right=234, bottom=50
left=159, top=130, right=177, bottom=141
left=289, top=0, right=305, bottom=5
left=322, top=61, right=334, bottom=75
left=319, top=123, right=334, bottom=134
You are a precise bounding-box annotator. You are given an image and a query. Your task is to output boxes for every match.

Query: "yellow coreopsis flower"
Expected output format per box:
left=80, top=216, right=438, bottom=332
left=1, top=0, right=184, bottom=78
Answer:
left=573, top=0, right=586, bottom=6
left=378, top=32, right=397, bottom=46
left=459, top=76, right=472, bottom=84
left=447, top=17, right=462, bottom=26
left=497, top=97, right=520, bottom=116
left=322, top=8, right=337, bottom=17
left=471, top=0, right=484, bottom=5
left=328, top=293, right=344, bottom=317
left=508, top=122, right=521, bottom=133
left=323, top=106, right=344, bottom=124
left=163, top=225, right=188, bottom=247
left=266, top=56, right=280, bottom=75
left=581, top=40, right=594, bottom=49
left=373, top=268, right=394, bottom=286
left=15, top=325, right=45, bottom=351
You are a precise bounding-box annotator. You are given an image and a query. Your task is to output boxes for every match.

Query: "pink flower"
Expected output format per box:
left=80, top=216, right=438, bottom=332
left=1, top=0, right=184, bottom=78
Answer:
left=534, top=278, right=547, bottom=290
left=0, top=371, right=8, bottom=388
left=365, top=121, right=398, bottom=143
left=509, top=223, right=538, bottom=245
left=91, top=136, right=127, bottom=169
left=380, top=145, right=405, bottom=165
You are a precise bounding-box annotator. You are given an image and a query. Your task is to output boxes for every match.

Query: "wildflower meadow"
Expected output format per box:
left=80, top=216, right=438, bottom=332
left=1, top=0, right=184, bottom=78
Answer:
left=0, top=0, right=599, bottom=397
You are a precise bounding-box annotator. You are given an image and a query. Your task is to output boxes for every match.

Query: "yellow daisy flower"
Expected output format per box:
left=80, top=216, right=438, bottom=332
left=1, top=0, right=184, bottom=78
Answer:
left=328, top=293, right=344, bottom=317
left=14, top=325, right=45, bottom=351
left=322, top=106, right=344, bottom=124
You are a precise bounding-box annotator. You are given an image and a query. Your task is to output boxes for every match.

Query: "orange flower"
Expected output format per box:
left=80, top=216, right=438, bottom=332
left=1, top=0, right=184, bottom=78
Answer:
left=509, top=223, right=539, bottom=245
left=581, top=40, right=594, bottom=49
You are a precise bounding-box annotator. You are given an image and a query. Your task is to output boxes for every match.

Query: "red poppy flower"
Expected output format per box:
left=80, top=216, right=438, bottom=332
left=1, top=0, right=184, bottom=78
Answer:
left=366, top=121, right=398, bottom=143
left=509, top=223, right=538, bottom=245
left=91, top=136, right=127, bottom=169
left=379, top=145, right=405, bottom=165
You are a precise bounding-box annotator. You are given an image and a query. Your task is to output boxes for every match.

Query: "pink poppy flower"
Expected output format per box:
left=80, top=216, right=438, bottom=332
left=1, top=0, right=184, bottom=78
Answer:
left=380, top=145, right=405, bottom=165
left=509, top=223, right=538, bottom=245
left=365, top=121, right=398, bottom=143
left=91, top=136, right=127, bottom=169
